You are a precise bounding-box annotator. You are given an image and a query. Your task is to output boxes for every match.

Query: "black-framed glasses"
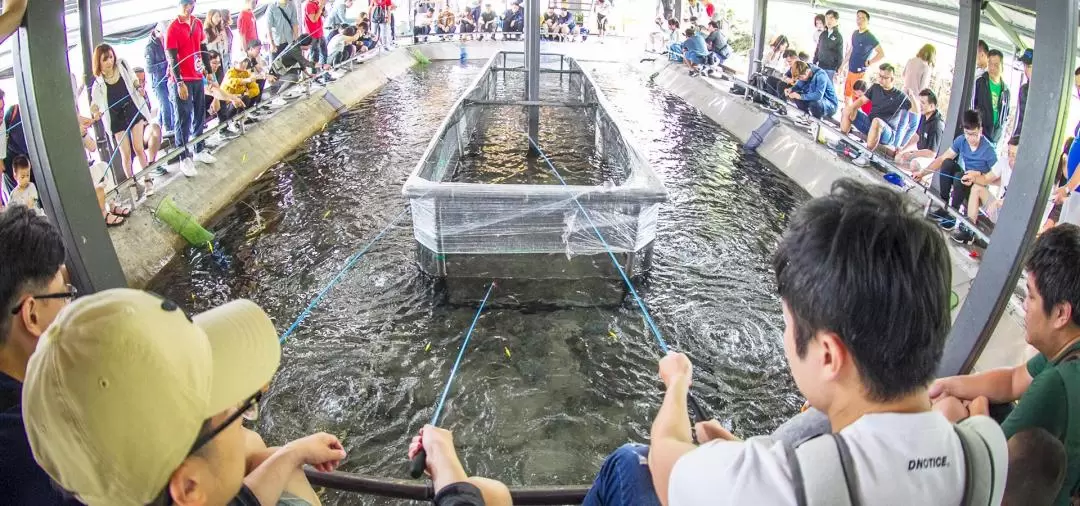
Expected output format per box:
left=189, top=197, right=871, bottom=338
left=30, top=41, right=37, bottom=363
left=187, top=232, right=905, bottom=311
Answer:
left=9, top=284, right=78, bottom=315
left=189, top=390, right=263, bottom=455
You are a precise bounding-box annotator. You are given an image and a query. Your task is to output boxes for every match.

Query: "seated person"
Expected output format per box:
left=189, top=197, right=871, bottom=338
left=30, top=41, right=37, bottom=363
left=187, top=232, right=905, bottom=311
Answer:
left=543, top=7, right=559, bottom=39
left=270, top=35, right=332, bottom=84
left=1005, top=428, right=1068, bottom=506
left=436, top=8, right=456, bottom=38
left=409, top=425, right=513, bottom=505
left=480, top=4, right=498, bottom=39
left=219, top=59, right=263, bottom=124
left=502, top=3, right=523, bottom=38
left=895, top=89, right=944, bottom=175
left=664, top=19, right=682, bottom=60
left=584, top=179, right=1007, bottom=505
left=6, top=156, right=40, bottom=214
left=328, top=25, right=362, bottom=65
left=703, top=21, right=731, bottom=67
left=931, top=223, right=1080, bottom=505
left=840, top=63, right=908, bottom=167
left=556, top=8, right=577, bottom=40
left=785, top=60, right=838, bottom=120
left=21, top=289, right=511, bottom=506
left=357, top=21, right=377, bottom=52
left=414, top=7, right=433, bottom=43
left=913, top=110, right=998, bottom=235
left=947, top=136, right=1018, bottom=244
left=679, top=28, right=709, bottom=76
left=131, top=66, right=163, bottom=172
left=458, top=8, right=477, bottom=39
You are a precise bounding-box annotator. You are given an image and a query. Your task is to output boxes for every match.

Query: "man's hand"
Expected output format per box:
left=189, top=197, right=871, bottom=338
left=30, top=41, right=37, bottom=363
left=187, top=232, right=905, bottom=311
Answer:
left=231, top=96, right=246, bottom=108
left=928, top=377, right=954, bottom=402
left=968, top=396, right=990, bottom=417
left=178, top=82, right=190, bottom=101
left=659, top=352, right=693, bottom=388
left=283, top=432, right=347, bottom=473
left=961, top=170, right=979, bottom=186
left=911, top=169, right=925, bottom=180
left=695, top=420, right=738, bottom=443
left=1056, top=186, right=1069, bottom=204
left=409, top=425, right=468, bottom=492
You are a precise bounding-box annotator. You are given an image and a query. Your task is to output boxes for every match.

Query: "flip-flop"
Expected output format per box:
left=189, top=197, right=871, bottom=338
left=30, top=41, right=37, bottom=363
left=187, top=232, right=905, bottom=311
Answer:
left=111, top=205, right=132, bottom=217
left=105, top=213, right=125, bottom=227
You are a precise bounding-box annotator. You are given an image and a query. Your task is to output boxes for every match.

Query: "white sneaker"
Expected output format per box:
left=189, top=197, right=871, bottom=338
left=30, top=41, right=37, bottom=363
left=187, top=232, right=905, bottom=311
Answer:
left=852, top=155, right=871, bottom=167
left=794, top=115, right=812, bottom=126
left=194, top=151, right=217, bottom=165
left=179, top=157, right=198, bottom=177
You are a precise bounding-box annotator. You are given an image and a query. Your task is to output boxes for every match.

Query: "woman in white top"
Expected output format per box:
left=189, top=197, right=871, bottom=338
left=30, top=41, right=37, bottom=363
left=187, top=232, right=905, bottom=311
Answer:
left=204, top=10, right=230, bottom=66
left=595, top=0, right=611, bottom=37
left=89, top=44, right=152, bottom=192
left=894, top=44, right=936, bottom=148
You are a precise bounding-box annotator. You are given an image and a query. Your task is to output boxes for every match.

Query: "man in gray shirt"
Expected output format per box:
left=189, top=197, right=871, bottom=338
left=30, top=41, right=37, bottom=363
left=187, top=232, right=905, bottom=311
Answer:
left=268, top=0, right=300, bottom=57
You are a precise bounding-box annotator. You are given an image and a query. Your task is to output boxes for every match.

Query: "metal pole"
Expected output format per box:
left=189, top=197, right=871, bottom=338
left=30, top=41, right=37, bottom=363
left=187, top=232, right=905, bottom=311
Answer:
left=941, top=0, right=981, bottom=143
left=749, top=0, right=767, bottom=78
left=14, top=0, right=126, bottom=292
left=938, top=0, right=1077, bottom=376
left=525, top=0, right=540, bottom=151
left=77, top=0, right=119, bottom=186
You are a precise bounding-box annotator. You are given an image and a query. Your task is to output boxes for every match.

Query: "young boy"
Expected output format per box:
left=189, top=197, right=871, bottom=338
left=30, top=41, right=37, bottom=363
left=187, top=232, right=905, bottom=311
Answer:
left=1005, top=428, right=1067, bottom=506
left=7, top=156, right=39, bottom=214
left=680, top=28, right=709, bottom=76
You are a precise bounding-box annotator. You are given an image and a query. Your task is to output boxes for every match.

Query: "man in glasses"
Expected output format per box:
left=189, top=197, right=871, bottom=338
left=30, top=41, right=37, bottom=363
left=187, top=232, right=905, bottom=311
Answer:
left=838, top=63, right=908, bottom=168
left=0, top=205, right=77, bottom=504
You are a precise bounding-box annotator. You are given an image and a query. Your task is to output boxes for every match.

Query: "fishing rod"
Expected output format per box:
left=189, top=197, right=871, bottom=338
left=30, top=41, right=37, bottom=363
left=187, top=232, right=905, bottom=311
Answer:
left=409, top=281, right=496, bottom=479
left=524, top=134, right=710, bottom=426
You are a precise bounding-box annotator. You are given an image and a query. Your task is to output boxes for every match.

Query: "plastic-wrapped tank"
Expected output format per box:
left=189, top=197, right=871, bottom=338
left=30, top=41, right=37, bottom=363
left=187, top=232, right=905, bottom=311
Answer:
left=402, top=52, right=666, bottom=302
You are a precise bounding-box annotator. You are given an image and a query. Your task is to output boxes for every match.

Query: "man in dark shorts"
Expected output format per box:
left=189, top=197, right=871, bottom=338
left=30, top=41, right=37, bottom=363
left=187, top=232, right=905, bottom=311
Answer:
left=895, top=89, right=944, bottom=174
left=839, top=63, right=908, bottom=166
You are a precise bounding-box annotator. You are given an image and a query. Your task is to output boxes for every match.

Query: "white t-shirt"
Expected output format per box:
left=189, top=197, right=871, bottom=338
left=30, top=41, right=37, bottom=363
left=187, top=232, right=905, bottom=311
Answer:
left=991, top=155, right=1013, bottom=196
left=669, top=412, right=1002, bottom=505
left=8, top=183, right=39, bottom=210
left=327, top=33, right=349, bottom=55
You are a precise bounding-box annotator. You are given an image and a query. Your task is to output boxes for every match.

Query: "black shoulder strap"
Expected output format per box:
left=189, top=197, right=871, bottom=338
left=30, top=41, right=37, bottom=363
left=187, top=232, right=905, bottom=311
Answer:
left=784, top=440, right=809, bottom=506
left=833, top=434, right=862, bottom=506
left=954, top=425, right=975, bottom=506
left=278, top=5, right=294, bottom=29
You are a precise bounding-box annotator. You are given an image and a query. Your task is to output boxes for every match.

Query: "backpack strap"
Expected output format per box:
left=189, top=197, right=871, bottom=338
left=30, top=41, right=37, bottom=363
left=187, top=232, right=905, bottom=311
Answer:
left=954, top=417, right=1004, bottom=506
left=833, top=434, right=862, bottom=506
left=789, top=434, right=856, bottom=506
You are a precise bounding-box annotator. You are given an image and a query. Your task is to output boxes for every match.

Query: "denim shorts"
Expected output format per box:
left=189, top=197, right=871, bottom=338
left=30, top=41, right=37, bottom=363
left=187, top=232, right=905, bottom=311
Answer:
left=853, top=111, right=895, bottom=145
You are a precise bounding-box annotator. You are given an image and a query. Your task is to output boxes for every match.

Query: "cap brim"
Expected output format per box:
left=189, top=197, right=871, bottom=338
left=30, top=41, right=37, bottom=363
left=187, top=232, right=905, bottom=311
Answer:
left=194, top=300, right=281, bottom=416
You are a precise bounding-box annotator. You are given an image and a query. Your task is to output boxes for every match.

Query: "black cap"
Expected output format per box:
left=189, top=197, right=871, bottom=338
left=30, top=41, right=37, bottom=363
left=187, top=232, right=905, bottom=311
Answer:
left=1020, top=48, right=1033, bottom=65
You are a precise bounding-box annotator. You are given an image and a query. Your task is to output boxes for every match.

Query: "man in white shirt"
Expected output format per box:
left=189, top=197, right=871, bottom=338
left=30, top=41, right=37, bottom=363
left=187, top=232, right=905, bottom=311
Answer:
left=582, top=179, right=1008, bottom=506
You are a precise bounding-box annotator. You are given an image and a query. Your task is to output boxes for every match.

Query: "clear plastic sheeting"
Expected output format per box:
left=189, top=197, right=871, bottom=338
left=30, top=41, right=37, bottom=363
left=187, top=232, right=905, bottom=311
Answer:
left=402, top=52, right=667, bottom=278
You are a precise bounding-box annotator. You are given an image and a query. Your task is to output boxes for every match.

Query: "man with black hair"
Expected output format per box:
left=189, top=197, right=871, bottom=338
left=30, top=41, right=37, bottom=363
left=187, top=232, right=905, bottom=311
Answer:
left=502, top=3, right=523, bottom=39
left=166, top=0, right=214, bottom=177
left=813, top=10, right=842, bottom=82
left=786, top=59, right=837, bottom=120
left=944, top=135, right=1018, bottom=244
left=268, top=0, right=301, bottom=57
left=1015, top=49, right=1033, bottom=137
left=1005, top=428, right=1067, bottom=506
left=0, top=206, right=76, bottom=504
left=480, top=4, right=498, bottom=39
left=973, top=49, right=1010, bottom=143
left=932, top=223, right=1080, bottom=505
left=895, top=89, right=944, bottom=173
left=975, top=39, right=990, bottom=80
left=839, top=63, right=907, bottom=166
left=703, top=21, right=731, bottom=67
left=584, top=179, right=1007, bottom=505
left=840, top=9, right=883, bottom=105
left=914, top=110, right=998, bottom=232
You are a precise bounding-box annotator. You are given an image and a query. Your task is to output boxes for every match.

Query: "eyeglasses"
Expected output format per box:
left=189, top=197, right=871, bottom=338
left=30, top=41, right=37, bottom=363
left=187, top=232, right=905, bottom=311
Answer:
left=188, top=390, right=263, bottom=455
left=877, top=74, right=893, bottom=80
left=9, top=284, right=78, bottom=315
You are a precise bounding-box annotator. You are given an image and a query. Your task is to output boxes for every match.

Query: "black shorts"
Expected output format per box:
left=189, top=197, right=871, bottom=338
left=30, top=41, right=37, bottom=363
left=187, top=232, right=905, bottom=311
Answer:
left=110, top=102, right=146, bottom=135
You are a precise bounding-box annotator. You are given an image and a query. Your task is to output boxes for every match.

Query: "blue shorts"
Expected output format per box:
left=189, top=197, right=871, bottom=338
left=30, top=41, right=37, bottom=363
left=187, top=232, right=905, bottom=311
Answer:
left=686, top=52, right=707, bottom=65
left=853, top=111, right=895, bottom=145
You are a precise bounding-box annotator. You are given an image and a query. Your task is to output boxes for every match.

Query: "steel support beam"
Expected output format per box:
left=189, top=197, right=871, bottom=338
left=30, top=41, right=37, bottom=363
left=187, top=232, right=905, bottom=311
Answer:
left=984, top=2, right=1028, bottom=51
left=749, top=0, right=767, bottom=78
left=525, top=0, right=540, bottom=150
left=941, top=0, right=982, bottom=145
left=939, top=0, right=1077, bottom=376
left=14, top=0, right=126, bottom=293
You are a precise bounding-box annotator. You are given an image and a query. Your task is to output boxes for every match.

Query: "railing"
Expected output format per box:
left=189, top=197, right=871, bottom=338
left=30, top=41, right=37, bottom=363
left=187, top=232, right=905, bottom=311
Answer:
left=305, top=468, right=591, bottom=505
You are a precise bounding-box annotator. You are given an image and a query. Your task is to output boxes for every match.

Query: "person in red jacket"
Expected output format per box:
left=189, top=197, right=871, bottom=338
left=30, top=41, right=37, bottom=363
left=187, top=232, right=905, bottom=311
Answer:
left=237, top=0, right=259, bottom=50
left=304, top=0, right=328, bottom=64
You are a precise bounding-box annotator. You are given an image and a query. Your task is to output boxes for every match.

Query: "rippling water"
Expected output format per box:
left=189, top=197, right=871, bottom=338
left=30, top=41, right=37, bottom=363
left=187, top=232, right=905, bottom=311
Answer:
left=148, top=60, right=810, bottom=504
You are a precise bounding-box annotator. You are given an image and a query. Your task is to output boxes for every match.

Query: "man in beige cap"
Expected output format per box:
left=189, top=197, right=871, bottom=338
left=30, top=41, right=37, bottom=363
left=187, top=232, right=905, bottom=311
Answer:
left=21, top=288, right=345, bottom=505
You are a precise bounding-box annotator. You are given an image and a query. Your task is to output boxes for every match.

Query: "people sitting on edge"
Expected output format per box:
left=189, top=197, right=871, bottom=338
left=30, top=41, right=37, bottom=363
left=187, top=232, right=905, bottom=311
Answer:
left=664, top=19, right=683, bottom=59
left=357, top=21, right=377, bottom=52
left=503, top=3, right=523, bottom=39
left=785, top=60, right=838, bottom=121
left=409, top=425, right=513, bottom=505
left=556, top=8, right=577, bottom=41
left=328, top=25, right=362, bottom=65
left=1005, top=428, right=1068, bottom=506
left=945, top=136, right=1018, bottom=245
left=703, top=21, right=731, bottom=68
left=16, top=288, right=504, bottom=506
left=680, top=28, right=709, bottom=77
left=894, top=89, right=944, bottom=175
left=7, top=156, right=40, bottom=215
left=974, top=49, right=1010, bottom=144
left=480, top=4, right=497, bottom=39
left=839, top=63, right=907, bottom=167
left=852, top=79, right=870, bottom=114
left=413, top=7, right=433, bottom=43
left=0, top=206, right=76, bottom=504
left=583, top=179, right=1007, bottom=506
left=270, top=35, right=332, bottom=83
left=436, top=8, right=456, bottom=40
left=458, top=7, right=477, bottom=40
left=763, top=34, right=789, bottom=68
left=914, top=110, right=998, bottom=237
left=840, top=9, right=883, bottom=106
left=930, top=223, right=1080, bottom=505
left=131, top=66, right=164, bottom=182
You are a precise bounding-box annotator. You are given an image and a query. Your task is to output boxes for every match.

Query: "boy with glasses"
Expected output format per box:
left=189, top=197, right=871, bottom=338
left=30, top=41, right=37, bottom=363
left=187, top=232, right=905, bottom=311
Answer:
left=0, top=206, right=77, bottom=504
left=21, top=288, right=510, bottom=506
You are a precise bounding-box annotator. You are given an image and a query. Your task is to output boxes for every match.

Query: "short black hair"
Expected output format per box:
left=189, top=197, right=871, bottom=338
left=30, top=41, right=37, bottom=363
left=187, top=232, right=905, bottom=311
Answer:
left=1075, top=66, right=1080, bottom=76
left=879, top=62, right=896, bottom=74
left=825, top=9, right=839, bottom=19
left=708, top=21, right=719, bottom=29
left=773, top=179, right=950, bottom=402
left=0, top=206, right=66, bottom=344
left=814, top=13, right=826, bottom=25
left=1006, top=428, right=1067, bottom=506
left=853, top=79, right=868, bottom=92
left=856, top=9, right=870, bottom=20
left=978, top=39, right=990, bottom=54
left=1026, top=224, right=1080, bottom=326
left=919, top=88, right=937, bottom=106
left=12, top=155, right=30, bottom=171
left=343, top=25, right=357, bottom=37
left=782, top=49, right=798, bottom=59
left=988, top=49, right=1004, bottom=60
left=1009, top=135, right=1021, bottom=147
left=798, top=51, right=810, bottom=61
left=684, top=27, right=695, bottom=37
left=667, top=18, right=679, bottom=28
left=962, top=109, right=982, bottom=131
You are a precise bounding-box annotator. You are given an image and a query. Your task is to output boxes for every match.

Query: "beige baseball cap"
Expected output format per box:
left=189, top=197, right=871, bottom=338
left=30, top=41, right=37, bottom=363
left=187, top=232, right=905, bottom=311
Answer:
left=22, top=289, right=282, bottom=506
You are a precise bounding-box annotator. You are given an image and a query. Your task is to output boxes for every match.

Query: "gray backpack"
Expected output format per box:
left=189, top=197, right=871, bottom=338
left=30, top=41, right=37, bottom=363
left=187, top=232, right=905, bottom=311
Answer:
left=782, top=416, right=1006, bottom=506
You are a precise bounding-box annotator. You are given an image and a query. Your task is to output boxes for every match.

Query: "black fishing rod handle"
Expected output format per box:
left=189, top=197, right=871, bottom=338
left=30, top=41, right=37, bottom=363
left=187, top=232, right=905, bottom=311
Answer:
left=687, top=392, right=709, bottom=423
left=409, top=449, right=427, bottom=479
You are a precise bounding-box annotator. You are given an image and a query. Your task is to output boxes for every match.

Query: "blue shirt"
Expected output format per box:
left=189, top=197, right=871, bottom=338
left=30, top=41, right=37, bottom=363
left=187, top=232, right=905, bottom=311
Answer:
left=848, top=29, right=880, bottom=73
left=682, top=34, right=708, bottom=57
left=951, top=135, right=998, bottom=173
left=793, top=66, right=838, bottom=108
left=0, top=372, right=78, bottom=505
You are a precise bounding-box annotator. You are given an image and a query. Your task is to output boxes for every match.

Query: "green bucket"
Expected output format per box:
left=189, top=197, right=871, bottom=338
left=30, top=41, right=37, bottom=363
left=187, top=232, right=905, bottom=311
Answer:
left=410, top=48, right=431, bottom=65
left=155, top=196, right=215, bottom=247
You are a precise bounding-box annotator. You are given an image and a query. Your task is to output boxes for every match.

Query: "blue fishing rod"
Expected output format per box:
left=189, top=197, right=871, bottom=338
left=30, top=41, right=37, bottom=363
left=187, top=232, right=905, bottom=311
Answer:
left=525, top=135, right=710, bottom=427
left=409, top=281, right=496, bottom=478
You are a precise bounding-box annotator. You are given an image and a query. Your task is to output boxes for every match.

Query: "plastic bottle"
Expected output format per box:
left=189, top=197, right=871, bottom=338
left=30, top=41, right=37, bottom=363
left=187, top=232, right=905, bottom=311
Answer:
left=460, top=43, right=467, bottom=63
